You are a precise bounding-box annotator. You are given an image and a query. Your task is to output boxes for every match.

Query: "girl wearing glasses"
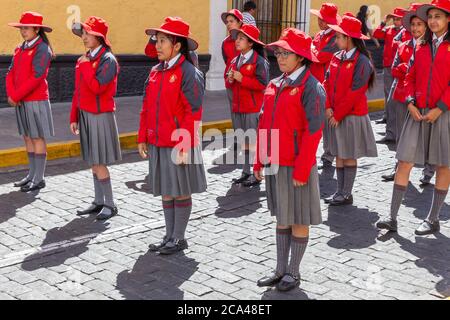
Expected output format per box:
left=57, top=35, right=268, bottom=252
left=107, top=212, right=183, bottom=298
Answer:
left=254, top=28, right=325, bottom=292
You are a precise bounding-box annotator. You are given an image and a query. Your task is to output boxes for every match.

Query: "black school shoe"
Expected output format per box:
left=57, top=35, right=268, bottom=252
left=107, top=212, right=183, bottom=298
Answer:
left=77, top=202, right=104, bottom=216
left=376, top=137, right=396, bottom=144
left=148, top=236, right=171, bottom=252
left=276, top=274, right=301, bottom=292
left=242, top=175, right=262, bottom=187
left=376, top=218, right=398, bottom=232
left=419, top=174, right=433, bottom=187
left=381, top=170, right=396, bottom=182
left=324, top=192, right=340, bottom=204
left=257, top=272, right=283, bottom=287
left=158, top=239, right=188, bottom=255
left=415, top=220, right=440, bottom=236
left=318, top=158, right=333, bottom=170
left=96, top=205, right=118, bottom=221
left=14, top=177, right=32, bottom=187
left=20, top=180, right=46, bottom=192
left=329, top=194, right=353, bottom=206
left=375, top=118, right=387, bottom=124
left=232, top=172, right=251, bottom=185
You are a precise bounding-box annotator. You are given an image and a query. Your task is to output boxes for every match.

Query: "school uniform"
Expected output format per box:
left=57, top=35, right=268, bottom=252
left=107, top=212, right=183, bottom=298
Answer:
left=324, top=48, right=378, bottom=160
left=221, top=9, right=243, bottom=129
left=71, top=16, right=120, bottom=221
left=70, top=45, right=122, bottom=166
left=255, top=66, right=325, bottom=226
left=7, top=12, right=54, bottom=192
left=255, top=28, right=324, bottom=292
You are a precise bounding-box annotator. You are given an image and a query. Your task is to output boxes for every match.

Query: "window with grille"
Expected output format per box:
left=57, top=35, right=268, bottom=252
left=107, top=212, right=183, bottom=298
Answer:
left=232, top=0, right=311, bottom=44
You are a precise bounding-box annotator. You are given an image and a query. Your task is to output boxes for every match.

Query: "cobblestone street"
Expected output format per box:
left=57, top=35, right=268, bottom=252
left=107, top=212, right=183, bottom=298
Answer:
left=0, top=112, right=449, bottom=300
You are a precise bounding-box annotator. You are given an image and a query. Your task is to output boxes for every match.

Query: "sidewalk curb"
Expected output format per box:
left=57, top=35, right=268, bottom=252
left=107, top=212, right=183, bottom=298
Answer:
left=0, top=99, right=384, bottom=168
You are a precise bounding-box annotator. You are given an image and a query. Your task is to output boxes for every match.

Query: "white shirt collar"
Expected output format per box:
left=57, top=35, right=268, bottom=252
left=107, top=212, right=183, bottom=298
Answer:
left=413, top=38, right=417, bottom=47
left=322, top=28, right=333, bottom=36
left=26, top=36, right=40, bottom=48
left=239, top=49, right=254, bottom=64
left=166, top=53, right=182, bottom=69
left=90, top=45, right=103, bottom=57
left=274, top=65, right=306, bottom=87
left=433, top=32, right=447, bottom=46
left=345, top=47, right=357, bottom=60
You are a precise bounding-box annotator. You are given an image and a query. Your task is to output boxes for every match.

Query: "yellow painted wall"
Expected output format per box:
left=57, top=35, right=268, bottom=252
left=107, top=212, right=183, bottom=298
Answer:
left=0, top=0, right=210, bottom=55
left=309, top=0, right=413, bottom=35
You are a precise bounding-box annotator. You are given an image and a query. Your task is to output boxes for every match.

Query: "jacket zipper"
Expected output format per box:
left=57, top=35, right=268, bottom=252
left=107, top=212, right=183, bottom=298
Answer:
left=267, top=84, right=286, bottom=157
left=332, top=57, right=344, bottom=108
left=174, top=116, right=180, bottom=129
left=155, top=69, right=165, bottom=144
left=251, top=92, right=257, bottom=110
left=294, top=129, right=299, bottom=156
left=426, top=44, right=435, bottom=109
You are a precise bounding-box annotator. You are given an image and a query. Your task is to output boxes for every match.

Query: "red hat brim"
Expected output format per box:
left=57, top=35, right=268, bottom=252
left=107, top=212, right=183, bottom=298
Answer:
left=72, top=22, right=111, bottom=47
left=386, top=13, right=404, bottom=19
left=310, top=9, right=341, bottom=26
left=266, top=40, right=319, bottom=63
left=328, top=24, right=370, bottom=40
left=145, top=28, right=199, bottom=51
left=230, top=29, right=265, bottom=46
left=8, top=22, right=52, bottom=33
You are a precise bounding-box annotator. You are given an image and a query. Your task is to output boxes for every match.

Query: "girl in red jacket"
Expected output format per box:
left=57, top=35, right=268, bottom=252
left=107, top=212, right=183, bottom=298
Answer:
left=221, top=9, right=244, bottom=130
left=7, top=12, right=54, bottom=192
left=310, top=2, right=341, bottom=170
left=373, top=7, right=407, bottom=136
left=227, top=24, right=269, bottom=186
left=254, top=28, right=325, bottom=292
left=138, top=17, right=207, bottom=255
left=377, top=0, right=450, bottom=236
left=323, top=16, right=378, bottom=206
left=381, top=3, right=430, bottom=183
left=70, top=16, right=121, bottom=221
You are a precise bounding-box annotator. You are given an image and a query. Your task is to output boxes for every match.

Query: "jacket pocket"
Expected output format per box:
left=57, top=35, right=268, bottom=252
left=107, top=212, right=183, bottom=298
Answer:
left=294, top=129, right=299, bottom=156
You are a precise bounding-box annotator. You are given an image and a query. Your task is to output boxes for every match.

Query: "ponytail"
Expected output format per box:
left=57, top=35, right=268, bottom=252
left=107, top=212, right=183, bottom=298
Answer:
left=352, top=38, right=376, bottom=90
left=37, top=28, right=56, bottom=59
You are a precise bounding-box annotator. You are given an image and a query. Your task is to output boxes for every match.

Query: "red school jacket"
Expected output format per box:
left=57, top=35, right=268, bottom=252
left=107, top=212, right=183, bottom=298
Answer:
left=70, top=47, right=119, bottom=123
left=310, top=29, right=339, bottom=83
left=405, top=38, right=450, bottom=111
left=391, top=39, right=415, bottom=103
left=6, top=38, right=52, bottom=103
left=373, top=25, right=403, bottom=67
left=222, top=35, right=239, bottom=89
left=138, top=55, right=205, bottom=152
left=323, top=50, right=374, bottom=122
left=228, top=51, right=269, bottom=113
left=254, top=69, right=326, bottom=183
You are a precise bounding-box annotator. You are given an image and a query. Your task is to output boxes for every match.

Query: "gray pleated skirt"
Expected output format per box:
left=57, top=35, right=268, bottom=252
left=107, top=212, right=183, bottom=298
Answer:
left=79, top=110, right=122, bottom=166
left=329, top=115, right=378, bottom=159
left=233, top=112, right=259, bottom=132
left=227, top=89, right=237, bottom=130
left=397, top=108, right=450, bottom=167
left=148, top=144, right=207, bottom=197
left=265, top=165, right=322, bottom=226
left=393, top=100, right=408, bottom=143
left=15, top=100, right=55, bottom=139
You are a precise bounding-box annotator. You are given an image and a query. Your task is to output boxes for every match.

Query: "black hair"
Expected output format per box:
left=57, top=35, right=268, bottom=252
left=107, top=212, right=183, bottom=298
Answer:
left=244, top=1, right=257, bottom=12
left=356, top=5, right=369, bottom=36
left=351, top=37, right=376, bottom=90
left=176, top=37, right=196, bottom=66
left=36, top=28, right=55, bottom=59
left=96, top=36, right=112, bottom=53
left=300, top=57, right=312, bottom=68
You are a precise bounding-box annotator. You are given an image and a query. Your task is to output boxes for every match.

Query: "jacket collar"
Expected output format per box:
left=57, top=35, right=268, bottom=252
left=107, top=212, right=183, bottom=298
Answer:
left=155, top=54, right=185, bottom=71
left=88, top=46, right=107, bottom=61
left=271, top=66, right=310, bottom=88
left=336, top=48, right=359, bottom=61
left=21, top=37, right=43, bottom=50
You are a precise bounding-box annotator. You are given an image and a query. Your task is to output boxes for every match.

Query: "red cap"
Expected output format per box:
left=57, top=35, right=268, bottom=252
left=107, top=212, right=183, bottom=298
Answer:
left=230, top=24, right=265, bottom=46
left=8, top=11, right=52, bottom=33
left=221, top=9, right=244, bottom=25
left=72, top=16, right=111, bottom=47
left=310, top=3, right=342, bottom=25
left=267, top=28, right=318, bottom=62
left=329, top=15, right=370, bottom=40
left=387, top=7, right=408, bottom=19
left=145, top=17, right=198, bottom=51
left=417, top=0, right=450, bottom=22
left=402, top=3, right=427, bottom=32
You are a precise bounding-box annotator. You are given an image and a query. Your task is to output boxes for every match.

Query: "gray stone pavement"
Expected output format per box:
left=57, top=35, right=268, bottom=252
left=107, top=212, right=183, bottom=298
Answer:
left=0, top=111, right=448, bottom=300
left=0, top=73, right=384, bottom=151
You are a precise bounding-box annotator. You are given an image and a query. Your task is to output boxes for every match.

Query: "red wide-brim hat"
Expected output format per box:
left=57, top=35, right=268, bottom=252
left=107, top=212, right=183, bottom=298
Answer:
left=8, top=11, right=52, bottom=33
left=145, top=17, right=199, bottom=51
left=329, top=15, right=370, bottom=40
left=230, top=24, right=265, bottom=46
left=266, top=28, right=319, bottom=63
left=72, top=16, right=112, bottom=47
left=310, top=3, right=342, bottom=26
